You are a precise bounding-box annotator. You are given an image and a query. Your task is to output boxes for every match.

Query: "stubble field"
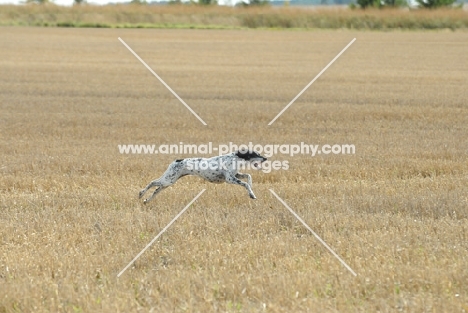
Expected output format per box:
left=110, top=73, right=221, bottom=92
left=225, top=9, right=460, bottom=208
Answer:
left=0, top=28, right=467, bottom=312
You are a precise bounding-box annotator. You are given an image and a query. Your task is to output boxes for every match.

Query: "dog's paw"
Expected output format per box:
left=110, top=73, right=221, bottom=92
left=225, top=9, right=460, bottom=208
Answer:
left=139, top=190, right=145, bottom=199
left=249, top=194, right=257, bottom=200
left=143, top=199, right=148, bottom=205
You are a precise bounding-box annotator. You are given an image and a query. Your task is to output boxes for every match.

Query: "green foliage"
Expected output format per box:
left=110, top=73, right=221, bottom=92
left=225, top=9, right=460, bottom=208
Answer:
left=238, top=0, right=270, bottom=6
left=198, top=0, right=217, bottom=5
left=356, top=0, right=380, bottom=8
left=249, top=0, right=270, bottom=5
left=26, top=0, right=50, bottom=4
left=3, top=5, right=468, bottom=30
left=56, top=21, right=75, bottom=27
left=357, top=0, right=407, bottom=8
left=416, top=0, right=456, bottom=8
left=383, top=0, right=407, bottom=6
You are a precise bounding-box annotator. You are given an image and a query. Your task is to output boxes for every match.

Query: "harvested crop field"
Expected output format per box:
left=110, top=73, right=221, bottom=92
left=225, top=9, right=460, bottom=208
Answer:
left=0, top=28, right=467, bottom=312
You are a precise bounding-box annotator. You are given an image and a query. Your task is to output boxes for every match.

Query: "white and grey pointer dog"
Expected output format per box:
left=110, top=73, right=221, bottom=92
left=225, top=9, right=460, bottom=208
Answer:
left=139, top=150, right=267, bottom=203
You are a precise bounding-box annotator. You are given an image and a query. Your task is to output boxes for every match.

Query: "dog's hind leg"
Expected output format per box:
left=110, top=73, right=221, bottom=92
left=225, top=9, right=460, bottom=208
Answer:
left=140, top=175, right=175, bottom=204
left=140, top=176, right=174, bottom=204
left=226, top=174, right=256, bottom=199
left=143, top=186, right=168, bottom=204
left=139, top=179, right=163, bottom=199
left=140, top=160, right=188, bottom=204
left=235, top=173, right=252, bottom=188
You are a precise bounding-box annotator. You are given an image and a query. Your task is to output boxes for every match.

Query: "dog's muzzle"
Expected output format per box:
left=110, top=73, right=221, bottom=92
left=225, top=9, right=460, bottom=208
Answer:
left=253, top=157, right=267, bottom=169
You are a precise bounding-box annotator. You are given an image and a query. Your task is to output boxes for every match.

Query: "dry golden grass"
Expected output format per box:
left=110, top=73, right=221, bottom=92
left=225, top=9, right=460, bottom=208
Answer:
left=1, top=4, right=468, bottom=29
left=0, top=28, right=468, bottom=312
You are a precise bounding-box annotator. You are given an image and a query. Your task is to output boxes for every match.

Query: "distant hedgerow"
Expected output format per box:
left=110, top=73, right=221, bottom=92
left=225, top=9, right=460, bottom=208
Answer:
left=416, top=0, right=457, bottom=8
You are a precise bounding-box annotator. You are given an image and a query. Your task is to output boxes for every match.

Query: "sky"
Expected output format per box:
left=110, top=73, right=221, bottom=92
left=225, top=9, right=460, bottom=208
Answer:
left=0, top=0, right=235, bottom=5
left=0, top=0, right=112, bottom=5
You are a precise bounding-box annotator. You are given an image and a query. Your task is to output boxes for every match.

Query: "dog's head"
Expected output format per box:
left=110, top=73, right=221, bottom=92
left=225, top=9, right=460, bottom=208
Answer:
left=235, top=150, right=267, bottom=169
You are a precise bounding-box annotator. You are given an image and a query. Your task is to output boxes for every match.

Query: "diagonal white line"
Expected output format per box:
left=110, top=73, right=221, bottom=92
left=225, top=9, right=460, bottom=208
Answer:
left=118, top=37, right=207, bottom=126
left=268, top=38, right=356, bottom=126
left=269, top=189, right=357, bottom=276
left=117, top=189, right=206, bottom=277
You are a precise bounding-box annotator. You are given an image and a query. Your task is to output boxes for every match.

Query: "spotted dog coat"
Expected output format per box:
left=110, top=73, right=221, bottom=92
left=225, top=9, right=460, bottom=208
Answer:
left=139, top=150, right=267, bottom=204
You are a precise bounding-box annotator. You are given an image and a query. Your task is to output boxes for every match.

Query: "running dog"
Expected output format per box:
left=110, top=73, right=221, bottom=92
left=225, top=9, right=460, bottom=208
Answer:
left=139, top=150, right=267, bottom=203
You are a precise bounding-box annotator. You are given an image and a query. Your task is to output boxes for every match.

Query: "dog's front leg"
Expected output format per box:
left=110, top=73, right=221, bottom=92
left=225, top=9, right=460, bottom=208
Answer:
left=235, top=173, right=253, bottom=188
left=226, top=175, right=256, bottom=199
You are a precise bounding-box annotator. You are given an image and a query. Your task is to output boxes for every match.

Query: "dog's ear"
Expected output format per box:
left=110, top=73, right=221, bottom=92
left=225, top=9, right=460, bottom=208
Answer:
left=235, top=150, right=251, bottom=160
left=236, top=150, right=261, bottom=161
